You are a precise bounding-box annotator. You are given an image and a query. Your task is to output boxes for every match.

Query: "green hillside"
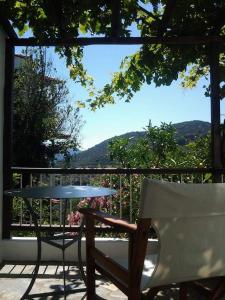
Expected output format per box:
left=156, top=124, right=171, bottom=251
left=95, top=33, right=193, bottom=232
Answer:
left=71, top=120, right=210, bottom=167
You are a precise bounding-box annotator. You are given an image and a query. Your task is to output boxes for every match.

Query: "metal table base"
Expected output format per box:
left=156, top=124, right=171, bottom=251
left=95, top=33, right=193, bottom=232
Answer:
left=4, top=185, right=116, bottom=300
left=21, top=198, right=86, bottom=300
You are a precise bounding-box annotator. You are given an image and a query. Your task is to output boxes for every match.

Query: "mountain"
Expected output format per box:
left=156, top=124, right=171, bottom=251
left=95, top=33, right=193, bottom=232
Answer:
left=173, top=121, right=210, bottom=145
left=71, top=131, right=146, bottom=167
left=71, top=120, right=211, bottom=167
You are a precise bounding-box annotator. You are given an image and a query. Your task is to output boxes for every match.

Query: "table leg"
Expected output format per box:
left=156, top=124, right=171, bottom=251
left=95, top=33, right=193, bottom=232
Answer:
left=21, top=198, right=42, bottom=300
left=77, top=218, right=86, bottom=285
left=62, top=199, right=68, bottom=300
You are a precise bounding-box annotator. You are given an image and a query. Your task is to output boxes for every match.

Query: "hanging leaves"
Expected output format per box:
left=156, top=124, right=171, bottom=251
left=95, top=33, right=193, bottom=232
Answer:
left=2, top=0, right=225, bottom=109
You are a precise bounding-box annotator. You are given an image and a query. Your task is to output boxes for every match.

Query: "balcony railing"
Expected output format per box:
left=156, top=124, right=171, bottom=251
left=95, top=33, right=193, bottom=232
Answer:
left=4, top=167, right=225, bottom=237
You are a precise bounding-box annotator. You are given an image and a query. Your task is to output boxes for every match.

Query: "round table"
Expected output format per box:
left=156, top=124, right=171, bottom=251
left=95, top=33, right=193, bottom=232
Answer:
left=4, top=185, right=116, bottom=299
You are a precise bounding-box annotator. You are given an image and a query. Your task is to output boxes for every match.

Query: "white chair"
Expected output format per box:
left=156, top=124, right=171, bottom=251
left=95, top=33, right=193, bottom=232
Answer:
left=80, top=179, right=225, bottom=299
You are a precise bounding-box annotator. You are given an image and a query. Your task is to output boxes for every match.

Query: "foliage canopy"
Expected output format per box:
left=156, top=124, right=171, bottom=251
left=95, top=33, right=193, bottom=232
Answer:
left=2, top=1, right=225, bottom=109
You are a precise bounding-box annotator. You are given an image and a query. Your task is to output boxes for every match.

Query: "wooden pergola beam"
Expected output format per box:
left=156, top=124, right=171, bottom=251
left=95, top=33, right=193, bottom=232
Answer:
left=158, top=0, right=177, bottom=36
left=211, top=7, right=225, bottom=34
left=209, top=42, right=222, bottom=179
left=11, top=35, right=225, bottom=47
left=3, top=40, right=14, bottom=238
left=111, top=0, right=121, bottom=37
left=209, top=9, right=225, bottom=175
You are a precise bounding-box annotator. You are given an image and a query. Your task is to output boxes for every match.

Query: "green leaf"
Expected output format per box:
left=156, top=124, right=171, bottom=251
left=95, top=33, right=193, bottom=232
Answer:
left=76, top=100, right=86, bottom=108
left=79, top=23, right=87, bottom=34
left=18, top=24, right=29, bottom=37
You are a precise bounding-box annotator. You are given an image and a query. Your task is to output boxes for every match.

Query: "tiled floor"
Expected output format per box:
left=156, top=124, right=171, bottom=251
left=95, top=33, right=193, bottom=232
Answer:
left=0, top=262, right=126, bottom=300
left=0, top=262, right=224, bottom=299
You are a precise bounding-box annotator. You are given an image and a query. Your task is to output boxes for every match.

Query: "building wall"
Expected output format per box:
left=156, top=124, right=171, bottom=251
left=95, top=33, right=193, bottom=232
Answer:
left=0, top=28, right=6, bottom=263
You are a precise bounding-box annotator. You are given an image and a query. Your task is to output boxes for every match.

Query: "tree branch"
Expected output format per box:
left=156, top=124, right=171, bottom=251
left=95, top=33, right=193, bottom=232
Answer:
left=137, top=4, right=159, bottom=21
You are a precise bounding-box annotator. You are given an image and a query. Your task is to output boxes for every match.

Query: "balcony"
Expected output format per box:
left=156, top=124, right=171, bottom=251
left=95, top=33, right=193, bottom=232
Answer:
left=1, top=2, right=225, bottom=298
left=1, top=167, right=223, bottom=299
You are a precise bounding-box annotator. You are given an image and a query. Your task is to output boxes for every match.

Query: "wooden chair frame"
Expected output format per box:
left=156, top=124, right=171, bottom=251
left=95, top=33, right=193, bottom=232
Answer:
left=79, top=208, right=225, bottom=300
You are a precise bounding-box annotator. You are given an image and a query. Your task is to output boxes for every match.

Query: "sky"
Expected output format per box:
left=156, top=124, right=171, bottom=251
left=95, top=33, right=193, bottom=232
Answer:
left=16, top=44, right=225, bottom=150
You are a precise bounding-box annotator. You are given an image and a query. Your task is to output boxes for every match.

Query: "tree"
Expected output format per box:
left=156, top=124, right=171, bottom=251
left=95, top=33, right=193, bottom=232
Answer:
left=109, top=122, right=180, bottom=168
left=184, top=134, right=212, bottom=168
left=13, top=47, right=83, bottom=167
left=108, top=122, right=211, bottom=169
left=2, top=1, right=225, bottom=109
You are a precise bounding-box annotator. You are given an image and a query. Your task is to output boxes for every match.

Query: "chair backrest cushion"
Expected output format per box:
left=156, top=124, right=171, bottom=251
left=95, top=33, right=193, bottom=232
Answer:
left=139, top=179, right=225, bottom=290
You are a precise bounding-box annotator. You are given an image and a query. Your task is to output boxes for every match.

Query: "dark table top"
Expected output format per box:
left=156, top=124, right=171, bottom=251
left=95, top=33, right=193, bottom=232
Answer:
left=4, top=185, right=116, bottom=199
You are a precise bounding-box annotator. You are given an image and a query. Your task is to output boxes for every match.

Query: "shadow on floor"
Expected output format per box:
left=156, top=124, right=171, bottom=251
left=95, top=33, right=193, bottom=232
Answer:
left=0, top=262, right=225, bottom=299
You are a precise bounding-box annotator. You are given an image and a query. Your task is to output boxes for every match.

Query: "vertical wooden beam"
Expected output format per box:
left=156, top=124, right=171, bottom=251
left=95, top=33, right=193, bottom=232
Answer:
left=2, top=39, right=14, bottom=239
left=222, top=119, right=225, bottom=167
left=209, top=42, right=222, bottom=182
left=158, top=0, right=177, bottom=36
left=111, top=0, right=121, bottom=37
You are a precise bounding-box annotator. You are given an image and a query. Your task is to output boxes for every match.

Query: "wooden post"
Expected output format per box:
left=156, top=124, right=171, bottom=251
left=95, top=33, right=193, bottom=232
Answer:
left=2, top=39, right=14, bottom=238
left=209, top=42, right=222, bottom=182
left=222, top=119, right=225, bottom=167
left=111, top=0, right=121, bottom=37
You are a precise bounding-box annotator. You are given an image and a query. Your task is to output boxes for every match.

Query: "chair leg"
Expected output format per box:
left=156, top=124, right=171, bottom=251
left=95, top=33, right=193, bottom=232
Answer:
left=128, top=289, right=142, bottom=300
left=209, top=280, right=225, bottom=300
left=86, top=269, right=96, bottom=300
left=180, top=283, right=188, bottom=300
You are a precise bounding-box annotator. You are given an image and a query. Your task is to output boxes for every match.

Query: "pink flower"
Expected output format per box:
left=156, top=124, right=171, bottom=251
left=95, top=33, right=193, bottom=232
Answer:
left=77, top=198, right=91, bottom=208
left=67, top=211, right=81, bottom=226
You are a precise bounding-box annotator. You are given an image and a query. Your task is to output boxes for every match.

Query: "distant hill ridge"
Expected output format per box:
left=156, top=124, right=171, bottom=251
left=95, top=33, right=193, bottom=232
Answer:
left=71, top=120, right=210, bottom=167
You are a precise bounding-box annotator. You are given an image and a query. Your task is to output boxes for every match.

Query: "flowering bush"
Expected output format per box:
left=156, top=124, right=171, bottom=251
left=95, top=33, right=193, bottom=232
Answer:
left=67, top=211, right=81, bottom=226
left=67, top=196, right=111, bottom=227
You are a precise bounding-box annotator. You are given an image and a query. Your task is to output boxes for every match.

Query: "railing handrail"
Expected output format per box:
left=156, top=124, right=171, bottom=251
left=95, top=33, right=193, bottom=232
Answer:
left=11, top=166, right=223, bottom=175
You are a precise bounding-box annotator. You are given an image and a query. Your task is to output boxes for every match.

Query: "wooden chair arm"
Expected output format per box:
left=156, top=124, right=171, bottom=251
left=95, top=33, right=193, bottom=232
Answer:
left=79, top=208, right=137, bottom=233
